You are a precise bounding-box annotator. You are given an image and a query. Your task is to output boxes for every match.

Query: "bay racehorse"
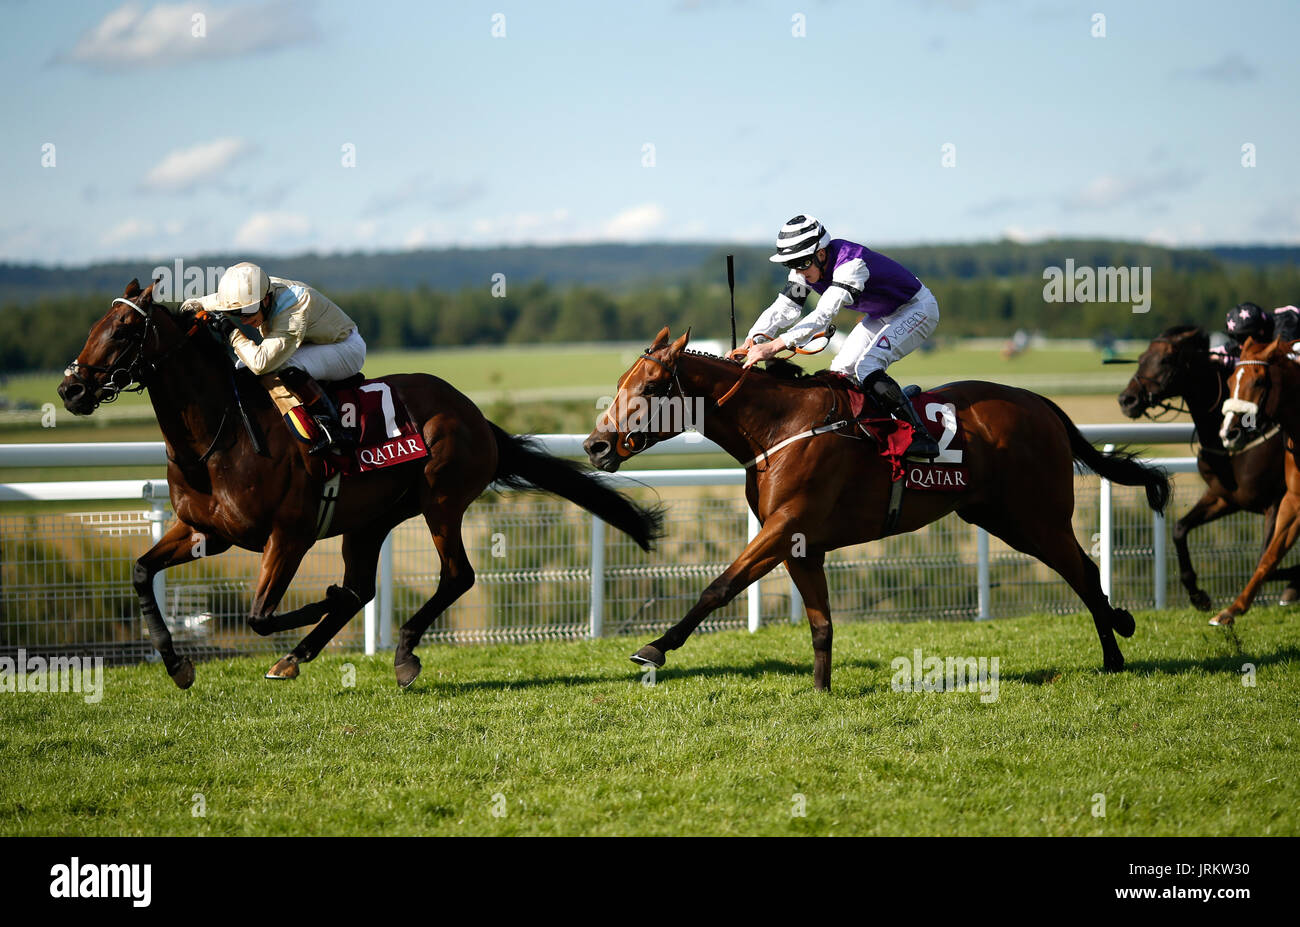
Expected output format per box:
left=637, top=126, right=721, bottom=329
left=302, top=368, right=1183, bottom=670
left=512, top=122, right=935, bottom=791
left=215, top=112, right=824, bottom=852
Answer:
left=1215, top=336, right=1300, bottom=626
left=583, top=327, right=1171, bottom=690
left=1117, top=325, right=1300, bottom=609
left=58, top=279, right=662, bottom=688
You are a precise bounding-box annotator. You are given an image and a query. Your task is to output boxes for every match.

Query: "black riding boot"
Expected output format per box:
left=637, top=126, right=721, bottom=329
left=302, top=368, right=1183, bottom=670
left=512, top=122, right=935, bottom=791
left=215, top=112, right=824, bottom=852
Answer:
left=863, top=370, right=940, bottom=459
left=280, top=368, right=354, bottom=456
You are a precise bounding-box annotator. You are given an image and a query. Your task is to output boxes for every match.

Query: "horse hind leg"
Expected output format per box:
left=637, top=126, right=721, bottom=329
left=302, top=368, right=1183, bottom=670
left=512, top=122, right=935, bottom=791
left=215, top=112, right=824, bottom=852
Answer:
left=962, top=505, right=1129, bottom=672
left=264, top=525, right=389, bottom=680
left=393, top=504, right=476, bottom=689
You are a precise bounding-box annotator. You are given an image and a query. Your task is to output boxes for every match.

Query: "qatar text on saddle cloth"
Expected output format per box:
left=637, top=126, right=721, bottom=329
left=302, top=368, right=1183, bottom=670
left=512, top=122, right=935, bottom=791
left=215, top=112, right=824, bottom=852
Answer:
left=323, top=378, right=429, bottom=478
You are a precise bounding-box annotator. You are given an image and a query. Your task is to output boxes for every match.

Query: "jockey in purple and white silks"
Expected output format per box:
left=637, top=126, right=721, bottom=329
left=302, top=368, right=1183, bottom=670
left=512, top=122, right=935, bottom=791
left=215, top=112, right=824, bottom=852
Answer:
left=738, top=214, right=941, bottom=458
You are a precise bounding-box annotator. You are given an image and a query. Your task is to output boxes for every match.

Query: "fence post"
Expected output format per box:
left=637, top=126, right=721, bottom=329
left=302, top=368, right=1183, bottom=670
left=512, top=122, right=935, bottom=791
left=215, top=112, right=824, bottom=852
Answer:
left=590, top=515, right=606, bottom=638
left=363, top=597, right=377, bottom=656
left=1100, top=443, right=1114, bottom=597
left=147, top=498, right=167, bottom=624
left=1153, top=509, right=1166, bottom=609
left=747, top=507, right=761, bottom=632
left=789, top=571, right=803, bottom=624
left=379, top=530, right=394, bottom=649
left=977, top=527, right=991, bottom=620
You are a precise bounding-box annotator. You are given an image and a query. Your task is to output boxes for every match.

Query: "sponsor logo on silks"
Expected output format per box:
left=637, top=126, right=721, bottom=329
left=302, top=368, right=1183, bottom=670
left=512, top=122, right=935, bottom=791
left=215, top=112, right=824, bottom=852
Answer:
left=358, top=436, right=425, bottom=471
left=49, top=857, right=151, bottom=907
left=876, top=335, right=892, bottom=351
left=905, top=464, right=968, bottom=491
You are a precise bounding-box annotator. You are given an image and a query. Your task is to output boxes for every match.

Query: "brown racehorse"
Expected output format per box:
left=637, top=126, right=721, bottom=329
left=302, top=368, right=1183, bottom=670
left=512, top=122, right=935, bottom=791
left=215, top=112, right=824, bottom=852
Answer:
left=583, top=327, right=1171, bottom=690
left=58, top=279, right=662, bottom=688
left=1117, top=325, right=1300, bottom=609
left=1214, top=337, right=1300, bottom=626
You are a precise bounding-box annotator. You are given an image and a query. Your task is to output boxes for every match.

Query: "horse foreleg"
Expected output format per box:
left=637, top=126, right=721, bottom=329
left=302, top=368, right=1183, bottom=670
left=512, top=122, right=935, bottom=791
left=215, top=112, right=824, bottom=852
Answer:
left=266, top=527, right=388, bottom=679
left=244, top=533, right=313, bottom=680
left=133, top=520, right=232, bottom=689
left=1214, top=492, right=1300, bottom=626
left=785, top=551, right=833, bottom=691
left=632, top=516, right=794, bottom=672
left=1172, top=493, right=1236, bottom=611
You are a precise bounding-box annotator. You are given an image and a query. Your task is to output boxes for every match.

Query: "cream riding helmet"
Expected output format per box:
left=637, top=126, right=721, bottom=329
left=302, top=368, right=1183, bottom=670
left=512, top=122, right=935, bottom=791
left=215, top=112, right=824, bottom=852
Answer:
left=215, top=262, right=270, bottom=315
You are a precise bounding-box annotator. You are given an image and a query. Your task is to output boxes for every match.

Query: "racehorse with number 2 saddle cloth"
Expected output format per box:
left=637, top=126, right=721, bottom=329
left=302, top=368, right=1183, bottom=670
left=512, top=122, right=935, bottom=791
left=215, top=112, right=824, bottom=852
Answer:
left=585, top=327, right=1171, bottom=691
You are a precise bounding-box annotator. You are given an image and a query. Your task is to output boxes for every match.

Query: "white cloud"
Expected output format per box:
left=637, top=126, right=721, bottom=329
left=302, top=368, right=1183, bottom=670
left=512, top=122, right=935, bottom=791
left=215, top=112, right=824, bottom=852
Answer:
left=602, top=203, right=667, bottom=239
left=1000, top=225, right=1057, bottom=243
left=57, top=0, right=320, bottom=70
left=1061, top=169, right=1200, bottom=212
left=141, top=138, right=252, bottom=193
left=100, top=218, right=155, bottom=248
left=234, top=212, right=312, bottom=250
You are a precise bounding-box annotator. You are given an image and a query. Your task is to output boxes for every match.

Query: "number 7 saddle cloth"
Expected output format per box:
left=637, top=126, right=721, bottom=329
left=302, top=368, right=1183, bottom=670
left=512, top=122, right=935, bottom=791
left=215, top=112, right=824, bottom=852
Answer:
left=323, top=375, right=429, bottom=478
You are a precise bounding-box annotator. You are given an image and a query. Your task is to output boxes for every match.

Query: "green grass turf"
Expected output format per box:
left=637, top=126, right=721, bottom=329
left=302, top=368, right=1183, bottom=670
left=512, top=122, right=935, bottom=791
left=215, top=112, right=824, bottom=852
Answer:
left=2, top=607, right=1296, bottom=836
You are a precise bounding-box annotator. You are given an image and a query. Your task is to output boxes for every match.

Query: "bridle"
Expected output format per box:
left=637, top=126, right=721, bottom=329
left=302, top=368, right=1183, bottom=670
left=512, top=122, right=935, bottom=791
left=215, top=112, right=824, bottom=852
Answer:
left=1126, top=337, right=1210, bottom=420
left=1223, top=359, right=1272, bottom=437
left=64, top=295, right=207, bottom=410
left=610, top=350, right=694, bottom=457
left=62, top=297, right=162, bottom=409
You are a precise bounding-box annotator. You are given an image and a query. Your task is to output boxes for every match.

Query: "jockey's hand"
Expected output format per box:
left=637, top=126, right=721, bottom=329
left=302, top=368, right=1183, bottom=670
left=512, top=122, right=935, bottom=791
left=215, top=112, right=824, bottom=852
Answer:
left=728, top=337, right=757, bottom=363
left=742, top=338, right=787, bottom=369
left=207, top=312, right=237, bottom=339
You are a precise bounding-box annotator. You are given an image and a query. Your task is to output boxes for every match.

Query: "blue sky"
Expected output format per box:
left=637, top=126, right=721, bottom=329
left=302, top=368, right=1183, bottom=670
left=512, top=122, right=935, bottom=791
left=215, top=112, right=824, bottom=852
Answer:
left=3, top=0, right=1298, bottom=265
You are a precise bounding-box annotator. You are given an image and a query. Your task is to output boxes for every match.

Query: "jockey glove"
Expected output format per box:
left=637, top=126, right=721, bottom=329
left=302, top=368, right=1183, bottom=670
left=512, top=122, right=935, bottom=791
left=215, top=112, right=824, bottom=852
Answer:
left=207, top=313, right=237, bottom=338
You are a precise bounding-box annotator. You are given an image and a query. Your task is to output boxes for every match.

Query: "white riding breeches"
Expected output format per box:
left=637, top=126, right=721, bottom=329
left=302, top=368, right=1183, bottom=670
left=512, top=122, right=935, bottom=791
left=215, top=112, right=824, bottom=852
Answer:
left=261, top=330, right=367, bottom=382
left=828, top=285, right=939, bottom=384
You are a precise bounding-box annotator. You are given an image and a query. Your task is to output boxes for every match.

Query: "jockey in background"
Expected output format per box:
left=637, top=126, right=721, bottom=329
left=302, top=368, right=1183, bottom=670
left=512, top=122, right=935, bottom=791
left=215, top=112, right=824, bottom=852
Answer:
left=182, top=263, right=366, bottom=455
left=1215, top=301, right=1300, bottom=367
left=736, top=214, right=941, bottom=459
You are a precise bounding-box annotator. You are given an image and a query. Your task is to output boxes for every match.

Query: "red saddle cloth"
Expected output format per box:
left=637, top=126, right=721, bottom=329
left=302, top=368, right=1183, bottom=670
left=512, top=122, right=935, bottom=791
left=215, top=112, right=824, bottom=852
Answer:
left=322, top=377, right=429, bottom=477
left=827, top=373, right=969, bottom=490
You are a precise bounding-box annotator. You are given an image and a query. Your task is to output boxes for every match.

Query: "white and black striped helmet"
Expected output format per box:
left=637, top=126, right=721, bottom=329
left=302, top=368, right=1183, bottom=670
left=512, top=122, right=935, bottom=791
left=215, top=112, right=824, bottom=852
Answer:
left=769, top=214, right=828, bottom=264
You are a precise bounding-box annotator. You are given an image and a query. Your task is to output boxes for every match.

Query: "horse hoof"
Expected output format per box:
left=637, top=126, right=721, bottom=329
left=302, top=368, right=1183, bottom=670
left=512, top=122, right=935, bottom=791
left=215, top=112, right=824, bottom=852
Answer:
left=1103, top=656, right=1125, bottom=673
left=1281, top=588, right=1299, bottom=607
left=395, top=656, right=422, bottom=689
left=265, top=655, right=300, bottom=680
left=1111, top=608, right=1136, bottom=638
left=630, top=645, right=665, bottom=669
left=1190, top=590, right=1213, bottom=612
left=169, top=658, right=195, bottom=690
left=1209, top=610, right=1236, bottom=627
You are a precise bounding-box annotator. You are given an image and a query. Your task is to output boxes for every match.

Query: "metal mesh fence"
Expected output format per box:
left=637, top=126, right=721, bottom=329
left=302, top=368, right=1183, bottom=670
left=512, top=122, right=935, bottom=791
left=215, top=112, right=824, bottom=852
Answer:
left=0, top=471, right=1290, bottom=664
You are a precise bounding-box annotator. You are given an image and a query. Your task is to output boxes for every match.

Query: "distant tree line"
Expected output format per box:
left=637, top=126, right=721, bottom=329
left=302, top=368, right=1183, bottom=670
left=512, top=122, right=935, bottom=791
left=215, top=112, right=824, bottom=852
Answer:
left=3, top=242, right=1298, bottom=374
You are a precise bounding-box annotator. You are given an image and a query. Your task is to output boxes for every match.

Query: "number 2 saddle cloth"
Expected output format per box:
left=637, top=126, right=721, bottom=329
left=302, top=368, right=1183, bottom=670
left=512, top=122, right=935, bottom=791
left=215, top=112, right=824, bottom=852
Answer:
left=828, top=373, right=969, bottom=492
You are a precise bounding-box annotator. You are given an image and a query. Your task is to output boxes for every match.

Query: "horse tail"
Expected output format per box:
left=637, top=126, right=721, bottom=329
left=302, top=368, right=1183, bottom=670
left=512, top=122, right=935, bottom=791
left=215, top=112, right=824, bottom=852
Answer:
left=1041, top=396, right=1172, bottom=514
left=489, top=423, right=665, bottom=551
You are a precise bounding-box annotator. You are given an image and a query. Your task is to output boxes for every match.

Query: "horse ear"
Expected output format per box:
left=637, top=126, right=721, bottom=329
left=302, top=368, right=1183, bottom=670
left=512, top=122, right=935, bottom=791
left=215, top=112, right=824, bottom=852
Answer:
left=669, top=327, right=692, bottom=357
left=139, top=277, right=161, bottom=305
left=649, top=326, right=672, bottom=351
left=124, top=278, right=142, bottom=298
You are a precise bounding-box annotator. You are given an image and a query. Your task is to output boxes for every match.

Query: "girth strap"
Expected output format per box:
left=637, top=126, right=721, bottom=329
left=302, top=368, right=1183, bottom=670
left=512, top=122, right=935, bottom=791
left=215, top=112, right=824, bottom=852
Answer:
left=741, top=420, right=850, bottom=470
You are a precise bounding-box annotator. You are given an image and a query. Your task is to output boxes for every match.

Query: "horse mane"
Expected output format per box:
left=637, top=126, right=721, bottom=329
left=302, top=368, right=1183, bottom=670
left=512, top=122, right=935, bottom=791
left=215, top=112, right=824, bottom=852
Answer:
left=678, top=348, right=837, bottom=390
